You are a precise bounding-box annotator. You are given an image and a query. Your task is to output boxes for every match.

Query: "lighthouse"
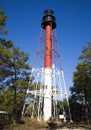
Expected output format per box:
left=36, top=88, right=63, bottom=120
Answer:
left=22, top=9, right=72, bottom=122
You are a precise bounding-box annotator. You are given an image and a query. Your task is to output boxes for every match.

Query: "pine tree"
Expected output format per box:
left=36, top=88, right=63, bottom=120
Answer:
left=0, top=39, right=31, bottom=121
left=70, top=42, right=91, bottom=123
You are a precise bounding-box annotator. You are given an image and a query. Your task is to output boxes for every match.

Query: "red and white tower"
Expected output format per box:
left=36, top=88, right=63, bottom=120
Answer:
left=41, top=9, right=56, bottom=121
left=22, top=9, right=72, bottom=122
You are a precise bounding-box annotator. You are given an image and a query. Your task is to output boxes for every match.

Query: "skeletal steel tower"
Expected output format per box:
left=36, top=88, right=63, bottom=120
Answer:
left=22, top=9, right=72, bottom=122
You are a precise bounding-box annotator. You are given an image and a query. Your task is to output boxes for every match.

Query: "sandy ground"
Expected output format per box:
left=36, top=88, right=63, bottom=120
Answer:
left=3, top=126, right=91, bottom=130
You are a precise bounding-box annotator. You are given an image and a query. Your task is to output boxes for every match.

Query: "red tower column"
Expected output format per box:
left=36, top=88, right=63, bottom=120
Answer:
left=44, top=25, right=52, bottom=68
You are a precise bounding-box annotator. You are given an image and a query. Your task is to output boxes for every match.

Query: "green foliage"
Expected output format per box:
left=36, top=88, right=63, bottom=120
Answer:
left=0, top=39, right=13, bottom=81
left=0, top=88, right=14, bottom=113
left=0, top=7, right=8, bottom=34
left=70, top=42, right=91, bottom=123
left=79, top=42, right=91, bottom=64
left=69, top=97, right=85, bottom=122
left=0, top=39, right=31, bottom=122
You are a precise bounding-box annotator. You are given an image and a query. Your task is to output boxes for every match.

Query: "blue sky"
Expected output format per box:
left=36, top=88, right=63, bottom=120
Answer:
left=1, top=0, right=91, bottom=95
